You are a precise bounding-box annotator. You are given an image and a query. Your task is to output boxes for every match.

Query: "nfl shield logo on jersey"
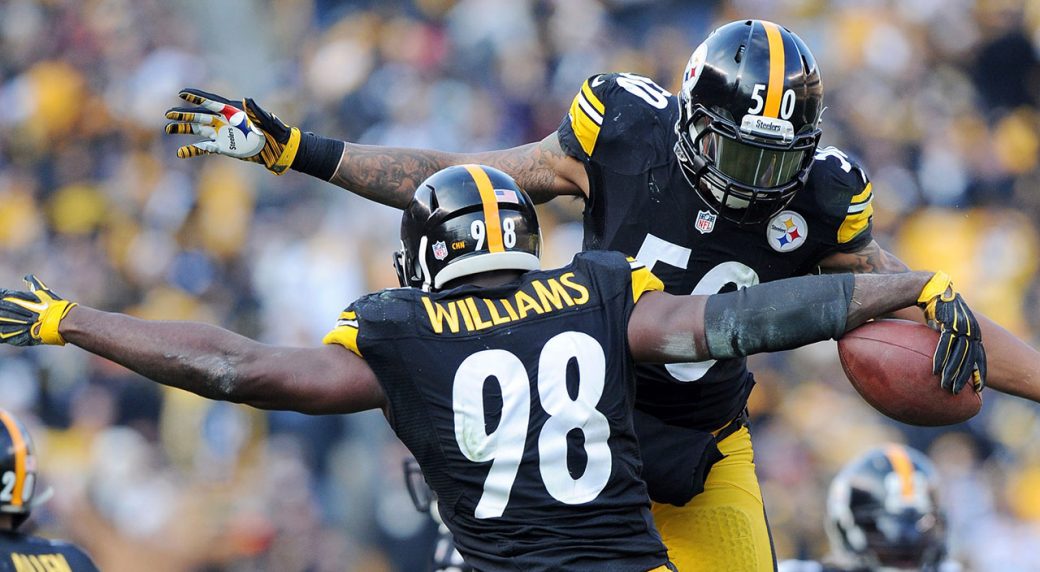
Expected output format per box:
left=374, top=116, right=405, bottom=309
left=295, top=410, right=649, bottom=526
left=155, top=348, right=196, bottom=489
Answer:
left=695, top=210, right=717, bottom=234
left=766, top=210, right=808, bottom=252
left=432, top=240, right=449, bottom=260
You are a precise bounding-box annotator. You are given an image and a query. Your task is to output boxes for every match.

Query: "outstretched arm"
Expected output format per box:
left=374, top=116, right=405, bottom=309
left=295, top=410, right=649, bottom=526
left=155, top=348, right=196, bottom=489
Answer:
left=0, top=277, right=384, bottom=414
left=330, top=134, right=589, bottom=207
left=820, top=240, right=1040, bottom=402
left=59, top=307, right=385, bottom=414
left=165, top=90, right=588, bottom=207
left=628, top=271, right=935, bottom=364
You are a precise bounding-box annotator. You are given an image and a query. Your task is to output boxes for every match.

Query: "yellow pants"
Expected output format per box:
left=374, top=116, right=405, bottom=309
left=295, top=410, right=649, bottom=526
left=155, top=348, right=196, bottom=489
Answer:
left=651, top=426, right=775, bottom=572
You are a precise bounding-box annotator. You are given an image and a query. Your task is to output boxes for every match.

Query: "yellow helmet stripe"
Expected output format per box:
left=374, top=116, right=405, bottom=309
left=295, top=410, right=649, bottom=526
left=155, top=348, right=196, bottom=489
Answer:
left=885, top=444, right=916, bottom=500
left=0, top=411, right=27, bottom=508
left=463, top=164, right=505, bottom=253
left=761, top=21, right=786, bottom=119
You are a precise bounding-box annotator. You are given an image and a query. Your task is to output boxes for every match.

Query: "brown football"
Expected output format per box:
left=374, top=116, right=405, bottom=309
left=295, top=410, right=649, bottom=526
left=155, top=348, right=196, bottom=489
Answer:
left=837, top=319, right=982, bottom=426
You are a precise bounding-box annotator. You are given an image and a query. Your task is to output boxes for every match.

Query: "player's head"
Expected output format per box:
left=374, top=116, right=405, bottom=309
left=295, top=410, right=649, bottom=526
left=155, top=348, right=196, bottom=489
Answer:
left=675, top=19, right=824, bottom=225
left=826, top=444, right=947, bottom=571
left=0, top=409, right=40, bottom=530
left=394, top=165, right=541, bottom=291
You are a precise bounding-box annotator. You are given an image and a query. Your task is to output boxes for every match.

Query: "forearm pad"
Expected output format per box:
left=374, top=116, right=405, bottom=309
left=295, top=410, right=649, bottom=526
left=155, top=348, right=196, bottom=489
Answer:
left=703, top=274, right=855, bottom=359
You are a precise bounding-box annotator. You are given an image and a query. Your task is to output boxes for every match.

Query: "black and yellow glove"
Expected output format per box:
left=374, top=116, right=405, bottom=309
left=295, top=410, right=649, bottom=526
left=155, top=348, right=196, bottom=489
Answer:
left=917, top=271, right=986, bottom=394
left=165, top=88, right=301, bottom=175
left=0, top=275, right=77, bottom=346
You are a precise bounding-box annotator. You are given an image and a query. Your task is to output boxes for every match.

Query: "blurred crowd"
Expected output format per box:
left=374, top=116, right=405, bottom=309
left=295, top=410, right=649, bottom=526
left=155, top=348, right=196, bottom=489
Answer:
left=0, top=0, right=1038, bottom=570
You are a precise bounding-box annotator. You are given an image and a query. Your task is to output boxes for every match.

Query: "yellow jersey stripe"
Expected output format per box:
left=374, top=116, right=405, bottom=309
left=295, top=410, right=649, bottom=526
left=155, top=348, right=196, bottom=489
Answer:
left=885, top=445, right=916, bottom=500
left=850, top=182, right=873, bottom=205
left=762, top=21, right=785, bottom=119
left=574, top=86, right=607, bottom=157
left=323, top=324, right=361, bottom=357
left=0, top=411, right=27, bottom=507
left=580, top=80, right=605, bottom=115
left=464, top=164, right=505, bottom=253
left=630, top=265, right=665, bottom=303
left=838, top=202, right=873, bottom=243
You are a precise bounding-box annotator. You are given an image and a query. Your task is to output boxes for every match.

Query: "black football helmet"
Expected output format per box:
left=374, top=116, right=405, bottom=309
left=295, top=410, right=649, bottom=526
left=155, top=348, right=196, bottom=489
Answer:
left=826, top=445, right=947, bottom=571
left=675, top=19, right=824, bottom=225
left=394, top=165, right=541, bottom=291
left=0, top=409, right=40, bottom=529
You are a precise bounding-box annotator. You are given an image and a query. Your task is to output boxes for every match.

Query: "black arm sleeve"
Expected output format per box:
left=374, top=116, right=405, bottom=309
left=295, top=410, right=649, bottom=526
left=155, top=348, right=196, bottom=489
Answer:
left=703, top=274, right=855, bottom=359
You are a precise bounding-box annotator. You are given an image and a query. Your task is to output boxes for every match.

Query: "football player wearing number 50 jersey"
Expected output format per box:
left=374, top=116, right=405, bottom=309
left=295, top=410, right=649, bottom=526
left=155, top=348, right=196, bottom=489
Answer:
left=165, top=17, right=1032, bottom=571
left=0, top=166, right=980, bottom=571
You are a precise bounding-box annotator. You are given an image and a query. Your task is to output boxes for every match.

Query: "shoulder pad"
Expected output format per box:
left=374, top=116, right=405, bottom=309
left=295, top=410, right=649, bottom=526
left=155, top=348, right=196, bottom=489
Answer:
left=557, top=73, right=677, bottom=173
left=804, top=146, right=874, bottom=247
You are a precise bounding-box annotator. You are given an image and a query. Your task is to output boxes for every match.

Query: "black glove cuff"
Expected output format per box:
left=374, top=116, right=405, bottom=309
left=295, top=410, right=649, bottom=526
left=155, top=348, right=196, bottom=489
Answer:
left=291, top=132, right=345, bottom=181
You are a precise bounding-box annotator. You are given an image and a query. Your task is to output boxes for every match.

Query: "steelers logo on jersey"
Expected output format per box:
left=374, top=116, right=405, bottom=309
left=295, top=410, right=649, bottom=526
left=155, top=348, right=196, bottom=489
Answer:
left=766, top=210, right=808, bottom=252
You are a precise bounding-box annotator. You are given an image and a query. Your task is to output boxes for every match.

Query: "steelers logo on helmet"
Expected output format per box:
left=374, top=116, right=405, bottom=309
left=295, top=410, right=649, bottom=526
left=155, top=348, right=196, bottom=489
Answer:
left=682, top=40, right=708, bottom=94
left=674, top=19, right=824, bottom=225
left=394, top=165, right=541, bottom=291
left=766, top=210, right=807, bottom=252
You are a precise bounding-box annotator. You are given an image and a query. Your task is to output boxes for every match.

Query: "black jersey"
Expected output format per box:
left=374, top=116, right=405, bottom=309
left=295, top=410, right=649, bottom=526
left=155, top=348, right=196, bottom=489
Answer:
left=0, top=532, right=99, bottom=572
left=558, top=73, right=874, bottom=431
left=324, top=251, right=670, bottom=572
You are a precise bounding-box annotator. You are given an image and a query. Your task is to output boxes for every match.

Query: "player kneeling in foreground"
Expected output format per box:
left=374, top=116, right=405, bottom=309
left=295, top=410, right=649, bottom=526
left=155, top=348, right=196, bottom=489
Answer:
left=0, top=166, right=982, bottom=572
left=0, top=409, right=100, bottom=571
left=780, top=444, right=960, bottom=572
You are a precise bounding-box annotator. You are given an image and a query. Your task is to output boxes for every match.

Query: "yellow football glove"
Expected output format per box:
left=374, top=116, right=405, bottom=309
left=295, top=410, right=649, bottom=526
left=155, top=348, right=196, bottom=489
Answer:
left=165, top=88, right=301, bottom=175
left=0, top=275, right=77, bottom=346
left=917, top=272, right=986, bottom=394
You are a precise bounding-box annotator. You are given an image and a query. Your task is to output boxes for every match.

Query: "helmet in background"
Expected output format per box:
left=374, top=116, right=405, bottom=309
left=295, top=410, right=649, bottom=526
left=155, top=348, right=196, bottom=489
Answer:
left=826, top=444, right=947, bottom=571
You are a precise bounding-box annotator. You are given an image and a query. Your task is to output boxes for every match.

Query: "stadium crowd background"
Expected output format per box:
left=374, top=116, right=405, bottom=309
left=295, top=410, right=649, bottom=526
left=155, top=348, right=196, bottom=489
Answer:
left=0, top=0, right=1038, bottom=570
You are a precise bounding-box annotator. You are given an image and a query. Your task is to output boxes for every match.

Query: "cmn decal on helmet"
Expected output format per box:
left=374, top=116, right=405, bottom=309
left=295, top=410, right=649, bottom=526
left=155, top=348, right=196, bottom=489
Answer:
left=394, top=165, right=541, bottom=291
left=826, top=445, right=947, bottom=571
left=675, top=19, right=824, bottom=225
left=0, top=409, right=41, bottom=529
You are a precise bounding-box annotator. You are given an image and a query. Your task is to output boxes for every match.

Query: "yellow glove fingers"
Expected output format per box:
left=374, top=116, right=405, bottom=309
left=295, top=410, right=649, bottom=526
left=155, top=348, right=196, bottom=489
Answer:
left=165, top=123, right=197, bottom=135
left=179, top=90, right=208, bottom=106
left=3, top=296, right=46, bottom=314
left=178, top=91, right=230, bottom=116
left=164, top=110, right=224, bottom=126
left=176, top=144, right=215, bottom=159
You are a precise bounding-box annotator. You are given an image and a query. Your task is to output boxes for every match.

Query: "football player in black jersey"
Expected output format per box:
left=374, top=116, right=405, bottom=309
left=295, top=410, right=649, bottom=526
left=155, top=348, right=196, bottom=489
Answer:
left=0, top=409, right=100, bottom=572
left=779, top=445, right=961, bottom=572
left=164, top=16, right=1040, bottom=571
left=0, top=166, right=980, bottom=571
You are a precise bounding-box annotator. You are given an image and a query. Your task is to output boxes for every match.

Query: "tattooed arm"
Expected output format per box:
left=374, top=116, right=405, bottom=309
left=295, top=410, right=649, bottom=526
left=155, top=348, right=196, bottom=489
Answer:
left=328, top=134, right=590, bottom=208
left=819, top=240, right=1040, bottom=402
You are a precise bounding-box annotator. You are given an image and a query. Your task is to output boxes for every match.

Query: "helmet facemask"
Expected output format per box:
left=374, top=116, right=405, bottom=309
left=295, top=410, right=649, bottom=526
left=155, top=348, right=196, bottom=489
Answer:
left=675, top=101, right=820, bottom=225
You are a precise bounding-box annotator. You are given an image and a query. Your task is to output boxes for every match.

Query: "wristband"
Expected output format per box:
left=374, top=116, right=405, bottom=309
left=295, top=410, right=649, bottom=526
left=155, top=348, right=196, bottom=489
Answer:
left=291, top=132, right=346, bottom=181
